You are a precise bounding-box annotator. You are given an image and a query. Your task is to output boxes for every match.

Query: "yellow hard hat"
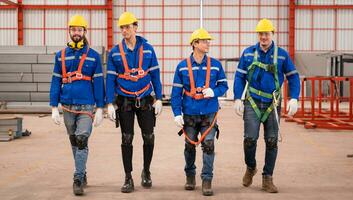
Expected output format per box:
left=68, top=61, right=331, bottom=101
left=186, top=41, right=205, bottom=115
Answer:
left=189, top=28, right=213, bottom=45
left=118, top=12, right=138, bottom=27
left=255, top=18, right=275, bottom=33
left=68, top=15, right=88, bottom=29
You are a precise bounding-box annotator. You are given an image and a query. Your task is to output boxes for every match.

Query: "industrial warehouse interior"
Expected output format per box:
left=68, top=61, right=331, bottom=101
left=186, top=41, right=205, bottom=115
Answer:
left=0, top=0, right=352, bottom=199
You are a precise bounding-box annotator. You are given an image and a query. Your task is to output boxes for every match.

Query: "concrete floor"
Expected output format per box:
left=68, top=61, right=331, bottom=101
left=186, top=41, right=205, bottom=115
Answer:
left=0, top=105, right=353, bottom=200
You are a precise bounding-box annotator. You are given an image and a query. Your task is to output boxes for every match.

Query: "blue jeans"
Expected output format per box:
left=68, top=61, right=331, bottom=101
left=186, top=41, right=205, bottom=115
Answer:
left=63, top=104, right=93, bottom=181
left=243, top=99, right=280, bottom=176
left=183, top=113, right=217, bottom=181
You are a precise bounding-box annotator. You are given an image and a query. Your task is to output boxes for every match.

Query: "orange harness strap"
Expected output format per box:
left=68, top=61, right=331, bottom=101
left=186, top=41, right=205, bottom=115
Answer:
left=184, top=56, right=211, bottom=100
left=61, top=105, right=94, bottom=119
left=181, top=112, right=218, bottom=146
left=117, top=43, right=149, bottom=82
left=61, top=48, right=92, bottom=84
left=119, top=83, right=151, bottom=97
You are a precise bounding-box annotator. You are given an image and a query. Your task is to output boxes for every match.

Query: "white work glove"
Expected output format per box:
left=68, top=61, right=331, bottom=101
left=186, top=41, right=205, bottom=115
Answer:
left=93, top=108, right=103, bottom=127
left=174, top=115, right=184, bottom=128
left=107, top=103, right=116, bottom=121
left=202, top=88, right=215, bottom=98
left=234, top=99, right=244, bottom=116
left=153, top=100, right=163, bottom=117
left=51, top=107, right=61, bottom=125
left=287, top=99, right=298, bottom=116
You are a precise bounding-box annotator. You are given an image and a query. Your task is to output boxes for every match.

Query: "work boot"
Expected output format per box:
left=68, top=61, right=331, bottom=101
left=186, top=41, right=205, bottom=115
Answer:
left=184, top=175, right=196, bottom=190
left=202, top=179, right=213, bottom=196
left=141, top=170, right=152, bottom=188
left=242, top=167, right=257, bottom=187
left=73, top=179, right=84, bottom=196
left=262, top=175, right=278, bottom=193
left=121, top=177, right=134, bottom=193
left=82, top=173, right=87, bottom=187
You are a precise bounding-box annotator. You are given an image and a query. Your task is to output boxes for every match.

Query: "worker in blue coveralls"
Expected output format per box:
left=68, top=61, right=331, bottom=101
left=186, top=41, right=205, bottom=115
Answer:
left=171, top=28, right=228, bottom=196
left=49, top=15, right=105, bottom=196
left=105, top=12, right=163, bottom=193
left=233, top=19, right=300, bottom=193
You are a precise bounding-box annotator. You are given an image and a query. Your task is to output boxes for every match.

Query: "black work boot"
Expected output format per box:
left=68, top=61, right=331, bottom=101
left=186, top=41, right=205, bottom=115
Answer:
left=141, top=170, right=152, bottom=188
left=73, top=179, right=84, bottom=196
left=262, top=175, right=278, bottom=193
left=242, top=167, right=257, bottom=187
left=121, top=176, right=134, bottom=193
left=184, top=175, right=196, bottom=190
left=202, top=179, right=213, bottom=196
left=82, top=173, right=87, bottom=187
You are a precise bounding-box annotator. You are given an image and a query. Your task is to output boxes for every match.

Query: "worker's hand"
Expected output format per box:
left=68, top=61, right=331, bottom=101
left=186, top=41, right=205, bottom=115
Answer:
left=287, top=99, right=298, bottom=116
left=93, top=108, right=103, bottom=127
left=153, top=100, right=163, bottom=117
left=51, top=107, right=61, bottom=125
left=202, top=88, right=215, bottom=98
left=234, top=99, right=244, bottom=116
left=107, top=103, right=116, bottom=121
left=174, top=115, right=184, bottom=128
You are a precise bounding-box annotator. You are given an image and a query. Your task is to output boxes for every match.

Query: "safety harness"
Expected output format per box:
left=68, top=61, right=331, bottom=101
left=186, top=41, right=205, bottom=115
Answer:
left=178, top=112, right=219, bottom=146
left=60, top=47, right=95, bottom=119
left=183, top=56, right=211, bottom=100
left=117, top=43, right=150, bottom=82
left=246, top=46, right=280, bottom=122
left=61, top=47, right=91, bottom=84
left=116, top=43, right=152, bottom=107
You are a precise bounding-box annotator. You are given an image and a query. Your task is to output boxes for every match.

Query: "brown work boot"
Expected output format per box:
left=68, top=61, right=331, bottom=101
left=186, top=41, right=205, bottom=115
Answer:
left=262, top=175, right=278, bottom=193
left=184, top=175, right=196, bottom=190
left=242, top=167, right=257, bottom=187
left=202, top=179, right=213, bottom=196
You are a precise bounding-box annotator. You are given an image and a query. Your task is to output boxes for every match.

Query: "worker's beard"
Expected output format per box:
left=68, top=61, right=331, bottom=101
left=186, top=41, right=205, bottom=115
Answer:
left=70, top=34, right=85, bottom=43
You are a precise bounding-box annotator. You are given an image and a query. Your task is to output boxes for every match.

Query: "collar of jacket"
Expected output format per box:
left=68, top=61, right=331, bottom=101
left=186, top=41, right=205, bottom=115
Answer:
left=189, top=53, right=208, bottom=66
left=255, top=40, right=275, bottom=55
left=121, top=35, right=147, bottom=52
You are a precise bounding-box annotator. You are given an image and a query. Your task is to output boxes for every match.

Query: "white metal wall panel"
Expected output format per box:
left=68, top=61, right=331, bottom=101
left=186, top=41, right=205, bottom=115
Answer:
left=24, top=10, right=44, bottom=45
left=0, top=10, right=17, bottom=45
left=336, top=0, right=353, bottom=4
left=297, top=0, right=335, bottom=5
left=296, top=30, right=311, bottom=50
left=337, top=9, right=353, bottom=51
left=313, top=10, right=334, bottom=28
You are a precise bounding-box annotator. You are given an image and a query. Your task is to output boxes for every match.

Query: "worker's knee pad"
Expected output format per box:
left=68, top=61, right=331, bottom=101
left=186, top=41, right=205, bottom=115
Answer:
left=122, top=133, right=133, bottom=146
left=202, top=140, right=215, bottom=155
left=69, top=135, right=77, bottom=147
left=142, top=133, right=154, bottom=145
left=76, top=135, right=88, bottom=150
left=184, top=142, right=196, bottom=153
left=244, top=137, right=256, bottom=150
left=265, top=137, right=278, bottom=150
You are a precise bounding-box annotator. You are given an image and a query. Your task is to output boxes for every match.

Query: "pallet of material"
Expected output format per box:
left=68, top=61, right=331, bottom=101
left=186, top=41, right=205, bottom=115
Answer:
left=0, top=116, right=23, bottom=141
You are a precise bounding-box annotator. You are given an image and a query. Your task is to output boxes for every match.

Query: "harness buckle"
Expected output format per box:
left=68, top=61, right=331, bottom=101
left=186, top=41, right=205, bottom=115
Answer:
left=67, top=76, right=72, bottom=83
left=130, top=68, right=137, bottom=73
left=196, top=87, right=204, bottom=93
left=135, top=98, right=141, bottom=108
left=76, top=73, right=83, bottom=79
left=138, top=69, right=145, bottom=76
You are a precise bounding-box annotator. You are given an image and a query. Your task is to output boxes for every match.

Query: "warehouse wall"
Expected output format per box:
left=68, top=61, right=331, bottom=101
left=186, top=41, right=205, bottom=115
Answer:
left=1, top=0, right=353, bottom=99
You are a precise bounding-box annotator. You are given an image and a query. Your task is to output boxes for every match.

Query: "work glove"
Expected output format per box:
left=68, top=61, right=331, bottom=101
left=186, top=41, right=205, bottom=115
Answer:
left=174, top=115, right=184, bottom=128
left=107, top=103, right=116, bottom=121
left=234, top=99, right=244, bottom=116
left=287, top=99, right=298, bottom=116
left=202, top=88, right=215, bottom=98
left=93, top=108, right=103, bottom=127
left=153, top=100, right=163, bottom=117
left=51, top=107, right=61, bottom=125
